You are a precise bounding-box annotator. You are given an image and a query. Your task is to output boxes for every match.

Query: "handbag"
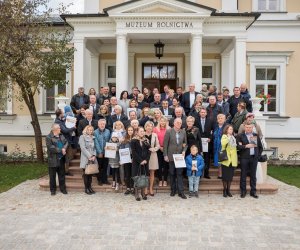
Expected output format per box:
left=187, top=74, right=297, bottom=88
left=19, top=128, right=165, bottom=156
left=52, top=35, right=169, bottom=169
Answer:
left=218, top=143, right=228, bottom=162
left=258, top=154, right=268, bottom=162
left=132, top=165, right=149, bottom=189
left=85, top=160, right=99, bottom=175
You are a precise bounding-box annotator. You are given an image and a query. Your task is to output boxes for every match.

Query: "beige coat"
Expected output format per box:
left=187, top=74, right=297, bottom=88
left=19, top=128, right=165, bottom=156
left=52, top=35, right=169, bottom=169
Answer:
left=148, top=133, right=160, bottom=170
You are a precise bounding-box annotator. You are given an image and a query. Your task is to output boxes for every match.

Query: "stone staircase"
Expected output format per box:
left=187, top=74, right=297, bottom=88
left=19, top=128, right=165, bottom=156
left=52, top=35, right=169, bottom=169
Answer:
left=39, top=152, right=278, bottom=194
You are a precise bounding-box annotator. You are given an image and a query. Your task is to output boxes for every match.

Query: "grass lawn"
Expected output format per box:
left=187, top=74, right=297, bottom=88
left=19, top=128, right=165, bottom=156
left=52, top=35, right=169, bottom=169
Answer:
left=268, top=166, right=300, bottom=188
left=0, top=162, right=48, bottom=193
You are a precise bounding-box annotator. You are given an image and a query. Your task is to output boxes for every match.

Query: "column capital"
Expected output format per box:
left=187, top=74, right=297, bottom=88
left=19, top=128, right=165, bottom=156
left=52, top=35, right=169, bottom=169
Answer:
left=190, top=32, right=203, bottom=39
left=116, top=32, right=127, bottom=38
left=235, top=36, right=247, bottom=42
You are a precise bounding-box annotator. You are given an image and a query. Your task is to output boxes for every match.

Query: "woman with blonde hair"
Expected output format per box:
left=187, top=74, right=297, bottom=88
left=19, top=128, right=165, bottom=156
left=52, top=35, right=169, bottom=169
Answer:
left=153, top=116, right=170, bottom=187
left=144, top=121, right=160, bottom=196
left=79, top=125, right=97, bottom=195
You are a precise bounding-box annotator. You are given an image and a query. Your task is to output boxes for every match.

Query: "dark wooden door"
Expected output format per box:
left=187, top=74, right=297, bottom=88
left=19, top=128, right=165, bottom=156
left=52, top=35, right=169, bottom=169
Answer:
left=142, top=63, right=177, bottom=91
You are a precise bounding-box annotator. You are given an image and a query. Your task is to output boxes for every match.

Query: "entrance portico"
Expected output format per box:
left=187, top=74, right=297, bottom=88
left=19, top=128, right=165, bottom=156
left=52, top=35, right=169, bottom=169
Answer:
left=62, top=0, right=258, bottom=97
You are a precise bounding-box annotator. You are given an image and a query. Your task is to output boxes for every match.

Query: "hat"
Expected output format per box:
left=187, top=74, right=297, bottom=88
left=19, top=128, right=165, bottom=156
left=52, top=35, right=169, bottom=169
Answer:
left=246, top=113, right=255, bottom=118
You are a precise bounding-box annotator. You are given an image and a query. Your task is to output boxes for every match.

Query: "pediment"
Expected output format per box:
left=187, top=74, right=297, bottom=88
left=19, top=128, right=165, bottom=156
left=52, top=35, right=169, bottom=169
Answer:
left=104, top=0, right=215, bottom=16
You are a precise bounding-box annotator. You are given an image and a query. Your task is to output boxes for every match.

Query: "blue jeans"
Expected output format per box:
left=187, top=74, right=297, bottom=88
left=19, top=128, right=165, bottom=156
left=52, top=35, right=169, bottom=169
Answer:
left=188, top=174, right=200, bottom=193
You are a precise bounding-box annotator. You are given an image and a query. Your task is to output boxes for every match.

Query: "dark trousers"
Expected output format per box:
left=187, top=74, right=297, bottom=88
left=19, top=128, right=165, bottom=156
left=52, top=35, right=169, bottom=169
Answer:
left=169, top=161, right=184, bottom=194
left=203, top=152, right=210, bottom=177
left=82, top=169, right=92, bottom=189
left=96, top=157, right=109, bottom=183
left=112, top=168, right=121, bottom=183
left=124, top=163, right=133, bottom=189
left=157, top=150, right=169, bottom=181
left=240, top=157, right=258, bottom=194
left=48, top=158, right=66, bottom=192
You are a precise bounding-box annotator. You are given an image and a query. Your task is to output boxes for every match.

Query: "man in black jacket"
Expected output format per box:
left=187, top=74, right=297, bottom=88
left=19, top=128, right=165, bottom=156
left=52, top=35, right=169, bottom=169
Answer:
left=195, top=108, right=214, bottom=178
left=77, top=109, right=98, bottom=136
left=54, top=109, right=77, bottom=176
left=70, top=87, right=90, bottom=115
left=88, top=95, right=100, bottom=120
left=108, top=105, right=128, bottom=129
left=228, top=87, right=252, bottom=119
left=181, top=83, right=199, bottom=115
left=236, top=122, right=263, bottom=199
left=160, top=100, right=174, bottom=117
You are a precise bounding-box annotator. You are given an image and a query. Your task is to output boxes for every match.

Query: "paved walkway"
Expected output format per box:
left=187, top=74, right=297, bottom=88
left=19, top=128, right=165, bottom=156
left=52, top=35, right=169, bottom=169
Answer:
left=0, top=177, right=299, bottom=250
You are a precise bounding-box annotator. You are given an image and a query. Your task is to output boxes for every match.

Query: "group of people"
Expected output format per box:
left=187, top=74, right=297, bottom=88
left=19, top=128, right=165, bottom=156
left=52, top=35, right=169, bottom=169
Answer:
left=46, top=82, right=263, bottom=200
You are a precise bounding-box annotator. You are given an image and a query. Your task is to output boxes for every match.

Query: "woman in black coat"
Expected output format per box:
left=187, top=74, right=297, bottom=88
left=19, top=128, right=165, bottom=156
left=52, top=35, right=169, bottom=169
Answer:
left=130, top=127, right=151, bottom=201
left=185, top=116, right=203, bottom=156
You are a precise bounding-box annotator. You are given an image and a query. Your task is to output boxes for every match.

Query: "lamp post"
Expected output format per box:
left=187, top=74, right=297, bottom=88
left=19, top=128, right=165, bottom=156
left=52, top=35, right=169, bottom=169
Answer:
left=154, top=40, right=165, bottom=59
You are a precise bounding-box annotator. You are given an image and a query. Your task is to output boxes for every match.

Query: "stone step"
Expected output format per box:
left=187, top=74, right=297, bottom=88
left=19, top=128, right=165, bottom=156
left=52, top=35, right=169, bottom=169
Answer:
left=39, top=178, right=278, bottom=194
left=65, top=175, right=244, bottom=184
left=68, top=166, right=241, bottom=176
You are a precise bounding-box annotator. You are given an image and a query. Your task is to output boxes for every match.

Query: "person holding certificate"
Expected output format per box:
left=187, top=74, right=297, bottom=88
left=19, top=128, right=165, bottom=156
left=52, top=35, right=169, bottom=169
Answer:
left=120, top=126, right=134, bottom=195
left=131, top=127, right=151, bottom=201
left=163, top=118, right=188, bottom=199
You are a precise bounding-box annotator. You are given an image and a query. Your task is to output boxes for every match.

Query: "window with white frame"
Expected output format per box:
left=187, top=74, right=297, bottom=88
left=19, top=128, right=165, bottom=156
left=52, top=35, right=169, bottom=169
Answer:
left=106, top=63, right=116, bottom=89
left=254, top=0, right=286, bottom=12
left=255, top=67, right=279, bottom=113
left=247, top=51, right=292, bottom=117
left=44, top=68, right=67, bottom=113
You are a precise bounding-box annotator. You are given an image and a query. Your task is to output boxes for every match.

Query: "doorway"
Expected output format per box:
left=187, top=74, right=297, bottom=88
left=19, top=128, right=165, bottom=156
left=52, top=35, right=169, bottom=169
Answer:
left=142, top=63, right=177, bottom=92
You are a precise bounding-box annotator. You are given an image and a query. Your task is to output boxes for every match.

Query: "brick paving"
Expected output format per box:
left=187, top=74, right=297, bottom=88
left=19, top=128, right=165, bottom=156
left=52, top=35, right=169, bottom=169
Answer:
left=0, top=176, right=299, bottom=250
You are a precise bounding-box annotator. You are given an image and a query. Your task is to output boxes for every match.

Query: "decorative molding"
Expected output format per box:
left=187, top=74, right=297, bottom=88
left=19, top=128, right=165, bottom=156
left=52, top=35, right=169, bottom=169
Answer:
left=247, top=51, right=294, bottom=65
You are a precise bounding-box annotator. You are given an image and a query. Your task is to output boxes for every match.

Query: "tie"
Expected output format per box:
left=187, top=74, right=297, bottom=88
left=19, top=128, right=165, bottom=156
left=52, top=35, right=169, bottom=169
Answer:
left=201, top=119, right=205, bottom=132
left=118, top=115, right=120, bottom=120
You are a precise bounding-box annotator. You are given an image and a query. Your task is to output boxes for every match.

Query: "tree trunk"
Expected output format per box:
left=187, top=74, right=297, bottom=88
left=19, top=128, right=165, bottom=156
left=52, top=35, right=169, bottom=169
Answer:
left=27, top=93, right=44, bottom=163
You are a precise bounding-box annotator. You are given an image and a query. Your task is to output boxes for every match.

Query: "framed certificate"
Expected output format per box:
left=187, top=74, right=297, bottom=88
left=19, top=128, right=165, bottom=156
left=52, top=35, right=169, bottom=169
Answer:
left=105, top=143, right=117, bottom=159
left=119, top=148, right=132, bottom=164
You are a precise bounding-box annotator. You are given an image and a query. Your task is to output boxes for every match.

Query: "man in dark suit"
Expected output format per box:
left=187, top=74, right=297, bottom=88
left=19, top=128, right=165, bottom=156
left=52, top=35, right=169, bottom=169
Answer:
left=150, top=93, right=162, bottom=109
left=181, top=83, right=199, bottom=115
left=70, top=87, right=89, bottom=115
left=160, top=100, right=174, bottom=117
left=236, top=122, right=263, bottom=199
left=88, top=95, right=100, bottom=120
left=163, top=118, right=188, bottom=199
left=169, top=107, right=187, bottom=129
left=195, top=108, right=214, bottom=179
left=176, top=86, right=183, bottom=103
left=160, top=85, right=170, bottom=101
left=77, top=109, right=98, bottom=136
left=108, top=105, right=128, bottom=129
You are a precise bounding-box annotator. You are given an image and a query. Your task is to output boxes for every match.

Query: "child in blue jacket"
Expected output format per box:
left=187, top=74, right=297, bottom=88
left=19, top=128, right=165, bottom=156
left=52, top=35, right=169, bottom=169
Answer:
left=185, top=145, right=204, bottom=198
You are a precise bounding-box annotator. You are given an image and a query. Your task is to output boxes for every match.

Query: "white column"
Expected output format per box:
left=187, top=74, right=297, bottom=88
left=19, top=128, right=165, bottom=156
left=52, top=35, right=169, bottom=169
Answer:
left=184, top=52, right=190, bottom=91
left=116, top=33, right=128, bottom=99
left=221, top=52, right=231, bottom=89
left=128, top=52, right=135, bottom=91
left=90, top=54, right=99, bottom=91
left=234, top=37, right=247, bottom=86
left=73, top=38, right=86, bottom=94
left=190, top=33, right=202, bottom=92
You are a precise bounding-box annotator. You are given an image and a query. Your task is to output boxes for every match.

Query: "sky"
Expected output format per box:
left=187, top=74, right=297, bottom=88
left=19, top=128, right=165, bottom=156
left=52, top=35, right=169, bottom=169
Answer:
left=48, top=0, right=84, bottom=14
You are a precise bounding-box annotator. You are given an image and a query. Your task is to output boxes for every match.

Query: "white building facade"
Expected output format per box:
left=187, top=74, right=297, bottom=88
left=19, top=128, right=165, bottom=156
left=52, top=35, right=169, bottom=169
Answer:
left=0, top=0, right=300, bottom=158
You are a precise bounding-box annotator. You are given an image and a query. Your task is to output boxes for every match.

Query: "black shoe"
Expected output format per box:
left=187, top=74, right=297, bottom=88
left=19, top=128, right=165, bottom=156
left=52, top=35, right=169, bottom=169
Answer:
left=89, top=188, right=95, bottom=194
left=204, top=175, right=211, bottom=179
left=170, top=191, right=176, bottom=197
left=51, top=191, right=56, bottom=196
left=179, top=193, right=187, bottom=199
left=61, top=190, right=68, bottom=195
left=65, top=172, right=73, bottom=176
left=124, top=189, right=131, bottom=195
left=227, top=190, right=233, bottom=197
left=217, top=176, right=222, bottom=180
left=223, top=189, right=227, bottom=198
left=240, top=192, right=246, bottom=198
left=250, top=193, right=259, bottom=199
left=97, top=181, right=103, bottom=186
left=85, top=189, right=92, bottom=195
left=136, top=197, right=141, bottom=201
left=189, top=192, right=193, bottom=198
left=142, top=195, right=147, bottom=200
